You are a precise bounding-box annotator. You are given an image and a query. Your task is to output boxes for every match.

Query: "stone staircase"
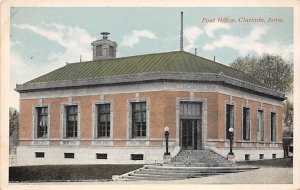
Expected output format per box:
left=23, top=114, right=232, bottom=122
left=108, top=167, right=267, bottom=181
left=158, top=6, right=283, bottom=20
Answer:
left=170, top=150, right=235, bottom=167
left=117, top=150, right=258, bottom=181
left=119, top=165, right=258, bottom=181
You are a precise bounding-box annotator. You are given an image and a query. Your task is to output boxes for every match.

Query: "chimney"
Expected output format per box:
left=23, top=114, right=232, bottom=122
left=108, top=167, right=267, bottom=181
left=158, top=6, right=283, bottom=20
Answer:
left=180, top=12, right=183, bottom=51
left=101, top=32, right=110, bottom=39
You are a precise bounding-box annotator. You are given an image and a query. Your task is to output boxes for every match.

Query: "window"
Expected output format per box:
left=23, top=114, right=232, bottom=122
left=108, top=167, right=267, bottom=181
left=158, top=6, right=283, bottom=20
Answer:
left=257, top=110, right=264, bottom=141
left=289, top=146, right=293, bottom=153
left=272, top=154, right=276, bottom=159
left=132, top=102, right=147, bottom=138
left=96, top=153, right=107, bottom=159
left=259, top=154, right=264, bottom=160
left=36, top=107, right=48, bottom=138
left=109, top=46, right=114, bottom=57
left=96, top=104, right=110, bottom=138
left=131, top=154, right=144, bottom=160
left=245, top=154, right=250, bottom=161
left=96, top=45, right=103, bottom=56
left=66, top=105, right=78, bottom=138
left=180, top=102, right=202, bottom=117
left=35, top=152, right=45, bottom=158
left=271, top=112, right=277, bottom=142
left=225, top=104, right=234, bottom=140
left=243, top=107, right=250, bottom=141
left=64, top=153, right=74, bottom=159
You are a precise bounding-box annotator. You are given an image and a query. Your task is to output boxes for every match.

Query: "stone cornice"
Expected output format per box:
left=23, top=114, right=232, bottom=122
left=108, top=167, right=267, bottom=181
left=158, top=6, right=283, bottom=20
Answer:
left=15, top=72, right=285, bottom=101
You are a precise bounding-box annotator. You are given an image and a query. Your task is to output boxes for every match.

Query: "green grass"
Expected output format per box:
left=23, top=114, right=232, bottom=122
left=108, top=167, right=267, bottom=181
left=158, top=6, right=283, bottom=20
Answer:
left=9, top=164, right=143, bottom=182
left=237, top=157, right=293, bottom=168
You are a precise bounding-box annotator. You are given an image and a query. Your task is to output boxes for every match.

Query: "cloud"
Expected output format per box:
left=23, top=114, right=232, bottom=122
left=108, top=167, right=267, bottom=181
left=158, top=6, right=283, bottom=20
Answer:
left=184, top=26, right=204, bottom=51
left=204, top=23, right=230, bottom=37
left=10, top=23, right=97, bottom=109
left=203, top=26, right=293, bottom=60
left=14, top=23, right=96, bottom=62
left=120, top=30, right=157, bottom=48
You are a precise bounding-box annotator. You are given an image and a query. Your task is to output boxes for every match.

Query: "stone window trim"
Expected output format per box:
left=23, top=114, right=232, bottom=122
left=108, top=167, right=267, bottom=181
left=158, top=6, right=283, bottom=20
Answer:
left=224, top=100, right=236, bottom=141
left=256, top=108, right=265, bottom=142
left=270, top=107, right=278, bottom=143
left=241, top=104, right=251, bottom=142
left=60, top=102, right=80, bottom=140
left=92, top=100, right=114, bottom=140
left=32, top=104, right=50, bottom=140
left=126, top=98, right=150, bottom=140
left=176, top=98, right=208, bottom=149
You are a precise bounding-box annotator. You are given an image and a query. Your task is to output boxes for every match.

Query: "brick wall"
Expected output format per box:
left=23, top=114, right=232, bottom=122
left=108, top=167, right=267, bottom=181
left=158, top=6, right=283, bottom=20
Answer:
left=19, top=90, right=283, bottom=148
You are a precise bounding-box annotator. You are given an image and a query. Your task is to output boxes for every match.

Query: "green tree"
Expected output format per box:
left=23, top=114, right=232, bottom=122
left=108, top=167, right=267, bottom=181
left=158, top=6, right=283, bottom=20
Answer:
left=230, top=53, right=293, bottom=92
left=9, top=107, right=19, bottom=148
left=230, top=53, right=293, bottom=135
left=283, top=100, right=293, bottom=137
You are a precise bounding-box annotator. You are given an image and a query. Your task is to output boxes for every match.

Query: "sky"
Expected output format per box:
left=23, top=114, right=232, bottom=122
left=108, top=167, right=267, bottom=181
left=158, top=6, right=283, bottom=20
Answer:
left=10, top=7, right=293, bottom=109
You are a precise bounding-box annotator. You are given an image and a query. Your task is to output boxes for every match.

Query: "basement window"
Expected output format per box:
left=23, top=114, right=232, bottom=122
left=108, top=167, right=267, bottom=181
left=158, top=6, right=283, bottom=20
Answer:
left=35, top=152, right=45, bottom=158
left=64, top=153, right=75, bottom=159
left=96, top=153, right=107, bottom=159
left=272, top=154, right=276, bottom=159
left=245, top=154, right=250, bottom=161
left=259, top=154, right=264, bottom=160
left=131, top=154, right=144, bottom=160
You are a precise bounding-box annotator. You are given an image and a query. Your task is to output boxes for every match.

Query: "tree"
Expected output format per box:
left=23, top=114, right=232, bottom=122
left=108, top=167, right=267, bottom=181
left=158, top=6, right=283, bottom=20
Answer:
left=230, top=53, right=293, bottom=135
left=283, top=100, right=293, bottom=137
left=230, top=53, right=293, bottom=93
left=9, top=107, right=19, bottom=148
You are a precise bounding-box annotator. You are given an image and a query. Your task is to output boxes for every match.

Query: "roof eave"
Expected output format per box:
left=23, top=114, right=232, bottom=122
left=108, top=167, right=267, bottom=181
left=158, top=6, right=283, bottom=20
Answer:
left=15, top=72, right=286, bottom=101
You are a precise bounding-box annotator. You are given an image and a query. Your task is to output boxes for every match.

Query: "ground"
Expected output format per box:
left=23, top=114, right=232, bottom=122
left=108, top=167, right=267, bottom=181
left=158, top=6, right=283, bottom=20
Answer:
left=9, top=158, right=293, bottom=184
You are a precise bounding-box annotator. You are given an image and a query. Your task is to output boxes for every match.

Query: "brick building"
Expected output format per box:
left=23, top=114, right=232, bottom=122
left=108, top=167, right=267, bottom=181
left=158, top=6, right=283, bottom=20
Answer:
left=15, top=33, right=285, bottom=165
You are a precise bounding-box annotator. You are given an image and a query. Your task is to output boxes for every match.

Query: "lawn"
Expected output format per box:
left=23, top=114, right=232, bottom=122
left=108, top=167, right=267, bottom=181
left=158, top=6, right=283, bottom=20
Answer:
left=9, top=164, right=142, bottom=182
left=236, top=157, right=293, bottom=168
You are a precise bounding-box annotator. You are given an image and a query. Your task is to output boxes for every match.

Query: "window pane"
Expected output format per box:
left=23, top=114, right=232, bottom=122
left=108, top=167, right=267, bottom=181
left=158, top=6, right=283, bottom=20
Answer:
left=180, top=104, right=184, bottom=115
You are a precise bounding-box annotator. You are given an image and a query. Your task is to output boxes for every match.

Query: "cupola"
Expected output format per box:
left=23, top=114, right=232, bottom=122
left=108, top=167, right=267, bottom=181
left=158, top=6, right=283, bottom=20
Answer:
left=91, top=32, right=117, bottom=60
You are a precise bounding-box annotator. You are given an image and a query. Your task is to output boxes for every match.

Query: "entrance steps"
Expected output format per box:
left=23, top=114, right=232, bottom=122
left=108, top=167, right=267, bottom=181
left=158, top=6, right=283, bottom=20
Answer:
left=118, top=150, right=258, bottom=181
left=170, top=150, right=235, bottom=167
left=119, top=165, right=259, bottom=181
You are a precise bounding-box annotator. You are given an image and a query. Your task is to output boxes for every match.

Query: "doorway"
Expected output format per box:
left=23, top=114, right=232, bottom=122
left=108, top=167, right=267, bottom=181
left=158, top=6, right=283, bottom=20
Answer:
left=179, top=102, right=202, bottom=150
left=181, top=119, right=201, bottom=150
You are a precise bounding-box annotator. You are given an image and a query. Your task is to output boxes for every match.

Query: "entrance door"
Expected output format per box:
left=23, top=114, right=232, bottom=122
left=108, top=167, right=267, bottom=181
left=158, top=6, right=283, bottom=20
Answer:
left=181, top=119, right=200, bottom=150
left=179, top=101, right=202, bottom=150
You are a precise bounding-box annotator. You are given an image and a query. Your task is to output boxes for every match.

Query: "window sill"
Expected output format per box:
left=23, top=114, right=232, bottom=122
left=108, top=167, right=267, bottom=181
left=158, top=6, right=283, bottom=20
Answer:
left=94, top=137, right=112, bottom=140
left=129, top=137, right=147, bottom=140
left=33, top=138, right=49, bottom=140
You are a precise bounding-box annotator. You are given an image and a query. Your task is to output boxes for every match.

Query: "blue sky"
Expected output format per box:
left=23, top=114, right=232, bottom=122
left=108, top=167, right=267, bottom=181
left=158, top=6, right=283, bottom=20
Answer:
left=10, top=7, right=293, bottom=108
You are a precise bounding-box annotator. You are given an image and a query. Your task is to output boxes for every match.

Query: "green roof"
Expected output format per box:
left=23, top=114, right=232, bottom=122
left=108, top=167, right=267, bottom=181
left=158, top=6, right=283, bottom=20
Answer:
left=25, top=51, right=263, bottom=86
